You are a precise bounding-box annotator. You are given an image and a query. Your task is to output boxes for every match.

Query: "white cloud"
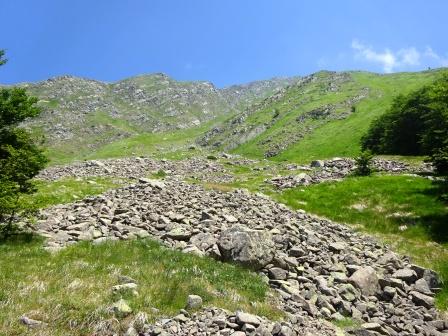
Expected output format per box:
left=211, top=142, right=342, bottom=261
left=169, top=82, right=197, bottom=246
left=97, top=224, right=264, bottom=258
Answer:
left=352, top=40, right=395, bottom=72
left=351, top=40, right=421, bottom=73
left=398, top=47, right=420, bottom=66
left=351, top=40, right=448, bottom=73
left=424, top=47, right=448, bottom=67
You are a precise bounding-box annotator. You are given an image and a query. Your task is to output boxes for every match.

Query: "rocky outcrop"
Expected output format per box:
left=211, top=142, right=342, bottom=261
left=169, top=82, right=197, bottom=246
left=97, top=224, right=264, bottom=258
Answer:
left=198, top=72, right=370, bottom=157
left=17, top=74, right=298, bottom=154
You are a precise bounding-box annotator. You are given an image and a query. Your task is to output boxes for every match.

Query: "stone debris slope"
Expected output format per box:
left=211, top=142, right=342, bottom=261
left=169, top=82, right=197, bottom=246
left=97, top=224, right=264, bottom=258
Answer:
left=141, top=307, right=336, bottom=336
left=37, top=157, right=235, bottom=183
left=35, top=176, right=447, bottom=336
left=270, top=158, right=433, bottom=189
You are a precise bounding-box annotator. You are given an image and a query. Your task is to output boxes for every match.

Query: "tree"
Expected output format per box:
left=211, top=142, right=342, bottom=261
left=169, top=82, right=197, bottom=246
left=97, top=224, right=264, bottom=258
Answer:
left=0, top=50, right=47, bottom=239
left=0, top=50, right=7, bottom=66
left=361, top=73, right=448, bottom=173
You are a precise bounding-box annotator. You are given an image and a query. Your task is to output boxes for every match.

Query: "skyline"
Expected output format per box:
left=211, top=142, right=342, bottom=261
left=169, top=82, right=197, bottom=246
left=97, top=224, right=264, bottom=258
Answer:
left=1, top=0, right=447, bottom=87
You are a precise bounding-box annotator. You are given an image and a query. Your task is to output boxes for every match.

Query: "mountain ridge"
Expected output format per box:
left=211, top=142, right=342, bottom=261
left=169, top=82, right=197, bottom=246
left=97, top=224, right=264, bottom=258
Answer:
left=5, top=67, right=447, bottom=164
left=13, top=73, right=298, bottom=162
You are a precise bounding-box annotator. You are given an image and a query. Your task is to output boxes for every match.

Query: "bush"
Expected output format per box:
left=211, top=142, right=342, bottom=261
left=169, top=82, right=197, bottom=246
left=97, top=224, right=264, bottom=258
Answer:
left=273, top=108, right=280, bottom=119
left=430, top=146, right=448, bottom=175
left=354, top=150, right=374, bottom=176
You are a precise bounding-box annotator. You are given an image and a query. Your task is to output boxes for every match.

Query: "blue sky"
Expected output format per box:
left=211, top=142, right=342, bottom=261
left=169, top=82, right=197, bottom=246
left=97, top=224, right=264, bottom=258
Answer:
left=1, top=0, right=447, bottom=87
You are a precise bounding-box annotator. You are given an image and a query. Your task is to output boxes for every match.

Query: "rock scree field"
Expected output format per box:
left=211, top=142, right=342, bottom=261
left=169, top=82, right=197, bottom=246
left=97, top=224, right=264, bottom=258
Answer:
left=2, top=68, right=448, bottom=336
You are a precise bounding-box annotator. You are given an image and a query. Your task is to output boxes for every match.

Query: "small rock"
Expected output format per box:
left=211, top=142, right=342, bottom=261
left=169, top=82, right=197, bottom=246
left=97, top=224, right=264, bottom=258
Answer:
left=20, top=315, right=46, bottom=329
left=235, top=311, right=261, bottom=327
left=185, top=295, right=203, bottom=310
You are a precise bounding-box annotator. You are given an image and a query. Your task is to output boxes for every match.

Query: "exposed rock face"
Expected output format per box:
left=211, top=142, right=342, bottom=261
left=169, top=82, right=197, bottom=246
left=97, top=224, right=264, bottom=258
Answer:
left=217, top=225, right=275, bottom=270
left=221, top=77, right=301, bottom=109
left=32, top=176, right=447, bottom=336
left=20, top=74, right=233, bottom=147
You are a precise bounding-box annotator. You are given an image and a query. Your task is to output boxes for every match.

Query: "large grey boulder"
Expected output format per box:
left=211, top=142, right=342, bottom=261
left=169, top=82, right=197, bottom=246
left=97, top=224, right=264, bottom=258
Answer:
left=217, top=225, right=274, bottom=270
left=348, top=266, right=379, bottom=296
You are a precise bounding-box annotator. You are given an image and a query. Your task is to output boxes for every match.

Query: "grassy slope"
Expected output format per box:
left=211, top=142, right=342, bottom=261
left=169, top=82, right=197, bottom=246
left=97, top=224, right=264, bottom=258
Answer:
left=45, top=112, right=239, bottom=165
left=231, top=70, right=444, bottom=163
left=0, top=238, right=280, bottom=336
left=276, top=174, right=448, bottom=309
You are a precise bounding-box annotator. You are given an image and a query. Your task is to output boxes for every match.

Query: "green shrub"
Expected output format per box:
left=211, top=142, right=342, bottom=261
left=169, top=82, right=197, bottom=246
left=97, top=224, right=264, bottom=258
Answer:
left=354, top=150, right=374, bottom=176
left=431, top=146, right=448, bottom=175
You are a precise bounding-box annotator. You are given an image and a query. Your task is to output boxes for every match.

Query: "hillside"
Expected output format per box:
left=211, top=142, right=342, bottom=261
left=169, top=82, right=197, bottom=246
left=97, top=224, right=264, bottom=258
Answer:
left=199, top=69, right=447, bottom=163
left=2, top=69, right=448, bottom=335
left=12, top=74, right=297, bottom=163
left=13, top=69, right=447, bottom=165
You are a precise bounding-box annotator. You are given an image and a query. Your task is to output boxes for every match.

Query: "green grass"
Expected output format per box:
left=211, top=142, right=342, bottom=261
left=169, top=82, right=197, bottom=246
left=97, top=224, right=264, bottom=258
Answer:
left=0, top=237, right=281, bottom=336
left=272, top=71, right=443, bottom=163
left=22, top=177, right=127, bottom=209
left=150, top=169, right=167, bottom=179
left=332, top=317, right=362, bottom=330
left=275, top=174, right=448, bottom=309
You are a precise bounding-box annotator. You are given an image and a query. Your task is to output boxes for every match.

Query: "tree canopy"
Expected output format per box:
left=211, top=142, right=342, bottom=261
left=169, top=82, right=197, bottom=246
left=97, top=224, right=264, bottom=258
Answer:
left=361, top=73, right=448, bottom=173
left=0, top=50, right=47, bottom=236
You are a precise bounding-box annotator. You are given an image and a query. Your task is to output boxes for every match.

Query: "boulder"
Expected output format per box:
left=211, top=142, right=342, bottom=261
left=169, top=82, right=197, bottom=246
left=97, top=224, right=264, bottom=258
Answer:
left=410, top=291, right=434, bottom=308
left=165, top=227, right=192, bottom=241
left=392, top=268, right=418, bottom=284
left=217, top=225, right=274, bottom=270
left=235, top=311, right=261, bottom=327
left=111, top=299, right=132, bottom=317
left=20, top=316, right=47, bottom=329
left=348, top=266, right=379, bottom=296
left=268, top=267, right=288, bottom=280
left=310, top=160, right=325, bottom=168
left=138, top=178, right=165, bottom=189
